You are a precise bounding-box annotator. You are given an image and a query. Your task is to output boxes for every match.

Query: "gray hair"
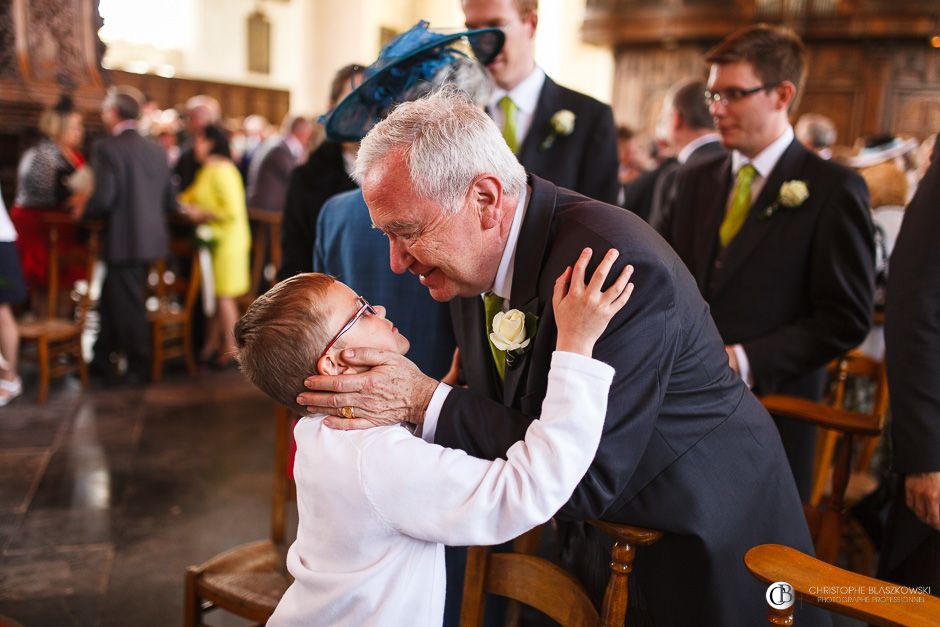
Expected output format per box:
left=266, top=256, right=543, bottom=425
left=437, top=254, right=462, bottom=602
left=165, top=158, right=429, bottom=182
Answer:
left=795, top=113, right=837, bottom=150
left=354, top=88, right=527, bottom=214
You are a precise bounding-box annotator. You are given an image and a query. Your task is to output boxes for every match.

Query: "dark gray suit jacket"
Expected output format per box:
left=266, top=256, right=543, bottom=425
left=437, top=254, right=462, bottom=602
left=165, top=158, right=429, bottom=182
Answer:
left=437, top=174, right=823, bottom=626
left=247, top=139, right=295, bottom=213
left=880, top=133, right=940, bottom=583
left=509, top=77, right=619, bottom=205
left=84, top=129, right=172, bottom=264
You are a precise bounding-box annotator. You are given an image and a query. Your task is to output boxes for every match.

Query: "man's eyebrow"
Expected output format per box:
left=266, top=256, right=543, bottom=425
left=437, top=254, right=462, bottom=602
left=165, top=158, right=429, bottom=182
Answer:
left=375, top=220, right=417, bottom=234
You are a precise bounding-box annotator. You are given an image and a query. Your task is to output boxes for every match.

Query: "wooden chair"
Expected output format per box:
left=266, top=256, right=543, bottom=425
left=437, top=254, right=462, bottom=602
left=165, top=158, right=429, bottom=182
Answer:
left=17, top=216, right=100, bottom=403
left=148, top=239, right=202, bottom=382
left=762, top=379, right=885, bottom=564
left=809, top=349, right=889, bottom=507
left=237, top=208, right=282, bottom=310
left=461, top=521, right=663, bottom=627
left=184, top=404, right=297, bottom=626
left=745, top=543, right=940, bottom=626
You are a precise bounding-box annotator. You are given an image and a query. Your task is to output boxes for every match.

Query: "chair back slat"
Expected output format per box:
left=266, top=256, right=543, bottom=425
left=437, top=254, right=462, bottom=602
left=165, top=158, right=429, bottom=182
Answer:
left=460, top=548, right=599, bottom=627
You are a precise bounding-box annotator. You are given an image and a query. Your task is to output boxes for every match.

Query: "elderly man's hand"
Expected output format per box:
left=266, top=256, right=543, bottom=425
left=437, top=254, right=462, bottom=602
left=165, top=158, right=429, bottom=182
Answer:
left=297, top=348, right=438, bottom=431
left=906, top=472, right=940, bottom=531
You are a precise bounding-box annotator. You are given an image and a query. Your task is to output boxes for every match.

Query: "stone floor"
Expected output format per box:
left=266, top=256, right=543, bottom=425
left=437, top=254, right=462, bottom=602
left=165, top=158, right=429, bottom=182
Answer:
left=0, top=366, right=284, bottom=627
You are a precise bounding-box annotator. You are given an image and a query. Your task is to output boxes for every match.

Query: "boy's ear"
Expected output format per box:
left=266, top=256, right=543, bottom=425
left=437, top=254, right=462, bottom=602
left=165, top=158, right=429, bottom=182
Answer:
left=317, top=351, right=347, bottom=376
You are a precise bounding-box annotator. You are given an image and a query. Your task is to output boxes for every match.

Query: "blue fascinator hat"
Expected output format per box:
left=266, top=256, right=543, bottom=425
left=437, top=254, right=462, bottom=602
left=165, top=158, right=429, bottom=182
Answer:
left=321, top=20, right=504, bottom=142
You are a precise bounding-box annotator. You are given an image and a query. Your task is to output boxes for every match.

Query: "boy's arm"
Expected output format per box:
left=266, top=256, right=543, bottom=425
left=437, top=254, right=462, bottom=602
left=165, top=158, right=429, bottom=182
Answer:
left=358, top=352, right=614, bottom=546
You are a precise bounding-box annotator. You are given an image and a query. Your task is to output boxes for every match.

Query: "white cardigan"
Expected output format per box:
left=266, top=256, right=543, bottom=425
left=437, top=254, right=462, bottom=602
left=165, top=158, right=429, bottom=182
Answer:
left=268, top=351, right=614, bottom=627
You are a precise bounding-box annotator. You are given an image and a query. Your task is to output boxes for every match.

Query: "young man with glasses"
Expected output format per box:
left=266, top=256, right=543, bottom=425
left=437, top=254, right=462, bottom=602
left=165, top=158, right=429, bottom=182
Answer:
left=234, top=255, right=634, bottom=626
left=660, top=23, right=875, bottom=504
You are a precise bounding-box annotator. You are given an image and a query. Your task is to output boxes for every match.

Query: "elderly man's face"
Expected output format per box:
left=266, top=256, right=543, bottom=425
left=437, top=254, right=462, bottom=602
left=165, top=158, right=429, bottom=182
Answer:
left=364, top=153, right=505, bottom=302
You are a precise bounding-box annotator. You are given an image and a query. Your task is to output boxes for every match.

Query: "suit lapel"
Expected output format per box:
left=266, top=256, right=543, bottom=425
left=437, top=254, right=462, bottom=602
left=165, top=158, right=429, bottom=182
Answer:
left=517, top=77, right=560, bottom=170
left=711, top=140, right=808, bottom=299
left=503, top=175, right=556, bottom=406
left=693, top=155, right=734, bottom=293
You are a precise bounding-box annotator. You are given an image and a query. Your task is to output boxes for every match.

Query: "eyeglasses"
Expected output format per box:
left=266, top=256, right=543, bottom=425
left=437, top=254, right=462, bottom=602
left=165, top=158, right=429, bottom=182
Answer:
left=704, top=83, right=780, bottom=107
left=320, top=296, right=377, bottom=359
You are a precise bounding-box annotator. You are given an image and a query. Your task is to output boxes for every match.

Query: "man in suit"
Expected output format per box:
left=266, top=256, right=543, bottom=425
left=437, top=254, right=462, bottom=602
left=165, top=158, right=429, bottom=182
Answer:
left=297, top=90, right=826, bottom=626
left=661, top=24, right=875, bottom=499
left=463, top=0, right=619, bottom=205
left=83, top=87, right=174, bottom=384
left=246, top=116, right=314, bottom=214
left=879, top=132, right=940, bottom=593
left=647, top=78, right=723, bottom=231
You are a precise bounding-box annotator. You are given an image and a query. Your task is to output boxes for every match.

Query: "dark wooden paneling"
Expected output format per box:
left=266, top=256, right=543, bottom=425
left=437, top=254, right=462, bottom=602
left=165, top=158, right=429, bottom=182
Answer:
left=108, top=70, right=290, bottom=124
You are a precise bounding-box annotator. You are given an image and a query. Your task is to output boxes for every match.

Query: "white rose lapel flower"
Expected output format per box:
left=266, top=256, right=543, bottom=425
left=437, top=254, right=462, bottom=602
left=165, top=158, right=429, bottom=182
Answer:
left=762, top=180, right=810, bottom=219
left=490, top=309, right=539, bottom=367
left=540, top=109, right=576, bottom=152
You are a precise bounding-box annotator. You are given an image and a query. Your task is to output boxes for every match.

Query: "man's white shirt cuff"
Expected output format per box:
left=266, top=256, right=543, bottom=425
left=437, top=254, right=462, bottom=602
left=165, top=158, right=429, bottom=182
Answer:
left=421, top=382, right=452, bottom=443
left=733, top=344, right=755, bottom=388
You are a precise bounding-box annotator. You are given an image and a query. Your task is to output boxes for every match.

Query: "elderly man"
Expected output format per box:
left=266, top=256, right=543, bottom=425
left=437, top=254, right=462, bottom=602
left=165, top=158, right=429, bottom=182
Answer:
left=298, top=90, right=825, bottom=625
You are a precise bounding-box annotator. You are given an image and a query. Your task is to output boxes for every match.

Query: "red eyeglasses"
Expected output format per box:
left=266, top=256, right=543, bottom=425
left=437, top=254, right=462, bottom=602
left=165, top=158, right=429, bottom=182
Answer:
left=320, top=296, right=377, bottom=359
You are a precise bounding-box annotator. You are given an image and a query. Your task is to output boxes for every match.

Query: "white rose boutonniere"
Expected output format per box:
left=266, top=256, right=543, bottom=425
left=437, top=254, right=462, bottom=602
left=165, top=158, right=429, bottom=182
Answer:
left=762, top=180, right=810, bottom=219
left=540, top=109, right=576, bottom=152
left=490, top=309, right=539, bottom=367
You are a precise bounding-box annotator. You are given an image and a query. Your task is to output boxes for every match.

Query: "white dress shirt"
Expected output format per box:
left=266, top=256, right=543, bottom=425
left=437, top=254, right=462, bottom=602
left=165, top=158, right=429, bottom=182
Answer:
left=487, top=67, right=546, bottom=149
left=422, top=186, right=529, bottom=442
left=728, top=125, right=795, bottom=387
left=268, top=352, right=614, bottom=627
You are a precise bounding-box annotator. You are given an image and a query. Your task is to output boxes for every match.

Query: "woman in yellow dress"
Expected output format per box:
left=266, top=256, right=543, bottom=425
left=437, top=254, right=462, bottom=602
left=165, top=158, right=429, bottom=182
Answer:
left=178, top=124, right=251, bottom=368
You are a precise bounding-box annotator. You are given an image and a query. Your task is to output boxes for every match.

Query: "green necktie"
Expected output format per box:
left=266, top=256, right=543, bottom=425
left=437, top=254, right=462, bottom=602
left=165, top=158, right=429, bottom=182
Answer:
left=499, top=96, right=519, bottom=154
left=483, top=292, right=506, bottom=381
left=719, top=164, right=758, bottom=247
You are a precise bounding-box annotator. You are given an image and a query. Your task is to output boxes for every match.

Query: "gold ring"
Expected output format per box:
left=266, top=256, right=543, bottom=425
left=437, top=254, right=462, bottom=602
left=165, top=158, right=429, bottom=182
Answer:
left=340, top=406, right=355, bottom=420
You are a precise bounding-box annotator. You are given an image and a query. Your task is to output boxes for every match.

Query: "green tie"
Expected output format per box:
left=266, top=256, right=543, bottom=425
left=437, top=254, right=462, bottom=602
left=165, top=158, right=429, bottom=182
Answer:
left=483, top=292, right=506, bottom=381
left=499, top=96, right=519, bottom=154
left=719, top=164, right=758, bottom=247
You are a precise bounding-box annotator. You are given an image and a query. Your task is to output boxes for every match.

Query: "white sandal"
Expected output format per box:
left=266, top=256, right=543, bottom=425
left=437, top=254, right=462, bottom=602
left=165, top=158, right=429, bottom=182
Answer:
left=0, top=376, right=22, bottom=407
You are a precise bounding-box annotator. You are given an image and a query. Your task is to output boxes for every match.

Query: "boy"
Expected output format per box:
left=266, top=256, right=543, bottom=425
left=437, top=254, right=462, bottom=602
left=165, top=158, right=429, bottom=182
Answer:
left=235, top=248, right=633, bottom=626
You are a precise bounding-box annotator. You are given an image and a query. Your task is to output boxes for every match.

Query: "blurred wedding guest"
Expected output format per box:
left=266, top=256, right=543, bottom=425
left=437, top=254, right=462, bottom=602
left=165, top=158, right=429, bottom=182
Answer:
left=174, top=95, right=221, bottom=191
left=795, top=113, right=836, bottom=159
left=880, top=131, right=940, bottom=595
left=236, top=114, right=270, bottom=180
left=463, top=0, right=619, bottom=204
left=10, top=96, right=92, bottom=304
left=278, top=64, right=362, bottom=281
left=178, top=124, right=250, bottom=368
left=150, top=109, right=183, bottom=168
left=615, top=125, right=656, bottom=207
left=847, top=135, right=920, bottom=202
left=661, top=24, right=874, bottom=500
left=648, top=78, right=723, bottom=231
left=82, top=86, right=173, bottom=385
left=0, top=184, right=26, bottom=406
left=247, top=115, right=314, bottom=214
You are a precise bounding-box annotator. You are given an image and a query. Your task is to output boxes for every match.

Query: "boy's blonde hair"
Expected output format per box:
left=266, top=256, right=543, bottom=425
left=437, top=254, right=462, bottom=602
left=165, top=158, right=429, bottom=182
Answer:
left=235, top=273, right=336, bottom=409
